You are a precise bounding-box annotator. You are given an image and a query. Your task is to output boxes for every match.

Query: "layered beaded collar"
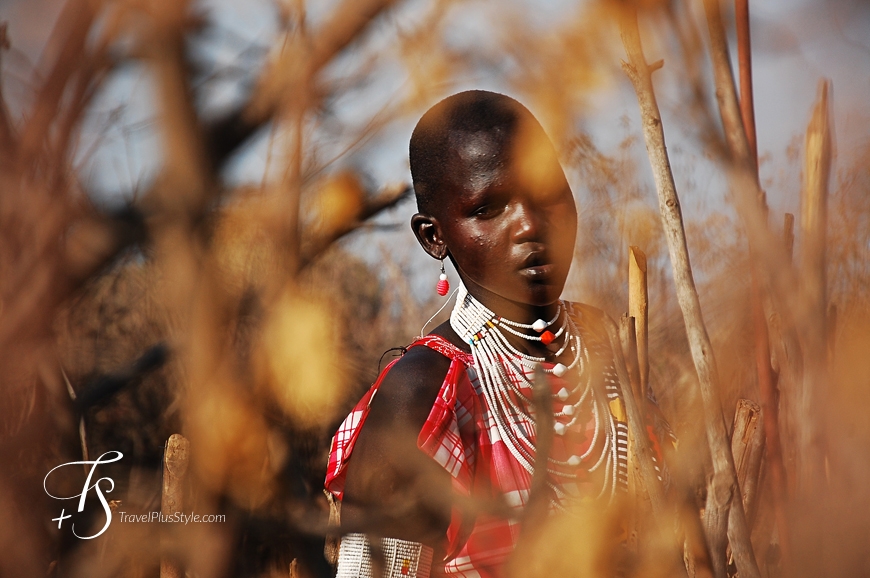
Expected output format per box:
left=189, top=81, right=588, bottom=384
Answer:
left=449, top=283, right=582, bottom=376
left=447, top=283, right=621, bottom=503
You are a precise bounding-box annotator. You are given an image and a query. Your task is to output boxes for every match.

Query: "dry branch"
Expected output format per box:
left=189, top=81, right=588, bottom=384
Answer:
left=299, top=183, right=412, bottom=270
left=783, top=213, right=795, bottom=261
left=628, top=246, right=649, bottom=403
left=161, top=433, right=190, bottom=578
left=248, top=0, right=399, bottom=124
left=717, top=400, right=765, bottom=576
left=619, top=315, right=644, bottom=416
left=618, top=9, right=761, bottom=578
left=797, top=80, right=833, bottom=490
left=18, top=0, right=98, bottom=164
left=702, top=471, right=729, bottom=578
left=702, top=0, right=753, bottom=173
left=702, top=0, right=796, bottom=560
left=599, top=316, right=671, bottom=545
left=735, top=0, right=757, bottom=165
left=730, top=400, right=764, bottom=524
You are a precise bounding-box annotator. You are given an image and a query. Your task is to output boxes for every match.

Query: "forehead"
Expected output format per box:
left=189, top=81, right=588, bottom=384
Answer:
left=442, top=126, right=567, bottom=201
left=443, top=130, right=508, bottom=199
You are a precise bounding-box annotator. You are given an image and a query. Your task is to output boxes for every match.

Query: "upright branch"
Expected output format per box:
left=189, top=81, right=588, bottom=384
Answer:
left=730, top=400, right=765, bottom=525
left=599, top=317, right=669, bottom=532
left=783, top=213, right=795, bottom=260
left=797, top=80, right=833, bottom=491
left=618, top=9, right=761, bottom=578
left=703, top=0, right=792, bottom=557
left=161, top=434, right=190, bottom=578
left=734, top=0, right=757, bottom=166
left=619, top=315, right=643, bottom=416
left=702, top=0, right=753, bottom=175
left=628, top=246, right=649, bottom=404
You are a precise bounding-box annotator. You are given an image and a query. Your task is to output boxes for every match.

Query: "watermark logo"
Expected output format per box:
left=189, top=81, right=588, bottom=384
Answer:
left=116, top=511, right=226, bottom=524
left=44, top=451, right=123, bottom=540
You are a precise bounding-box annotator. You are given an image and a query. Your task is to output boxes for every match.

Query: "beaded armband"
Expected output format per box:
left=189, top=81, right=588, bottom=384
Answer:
left=335, top=533, right=433, bottom=578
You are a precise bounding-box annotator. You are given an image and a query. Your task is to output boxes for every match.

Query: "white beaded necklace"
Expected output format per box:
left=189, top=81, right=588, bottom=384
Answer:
left=448, top=283, right=621, bottom=503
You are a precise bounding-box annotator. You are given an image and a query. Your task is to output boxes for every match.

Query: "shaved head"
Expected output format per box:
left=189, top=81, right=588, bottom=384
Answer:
left=409, top=90, right=553, bottom=216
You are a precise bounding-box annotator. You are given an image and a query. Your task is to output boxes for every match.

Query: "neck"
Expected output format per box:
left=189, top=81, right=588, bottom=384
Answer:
left=460, top=278, right=560, bottom=325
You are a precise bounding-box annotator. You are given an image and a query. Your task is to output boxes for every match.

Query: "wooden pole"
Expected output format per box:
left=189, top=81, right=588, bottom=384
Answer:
left=730, top=400, right=765, bottom=523
left=599, top=314, right=668, bottom=524
left=628, top=246, right=650, bottom=403
left=702, top=0, right=753, bottom=172
left=735, top=0, right=757, bottom=166
left=599, top=311, right=697, bottom=577
left=725, top=400, right=766, bottom=572
left=783, top=213, right=795, bottom=260
left=702, top=472, right=729, bottom=578
left=798, top=79, right=832, bottom=492
left=702, top=0, right=795, bottom=562
left=619, top=315, right=644, bottom=415
left=619, top=10, right=761, bottom=578
left=623, top=302, right=713, bottom=578
left=161, top=434, right=190, bottom=578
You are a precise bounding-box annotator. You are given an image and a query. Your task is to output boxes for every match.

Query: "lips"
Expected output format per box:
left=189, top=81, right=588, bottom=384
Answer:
left=519, top=249, right=557, bottom=279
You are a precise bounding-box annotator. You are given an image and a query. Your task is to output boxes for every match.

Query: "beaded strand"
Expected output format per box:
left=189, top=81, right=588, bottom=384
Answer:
left=448, top=283, right=621, bottom=502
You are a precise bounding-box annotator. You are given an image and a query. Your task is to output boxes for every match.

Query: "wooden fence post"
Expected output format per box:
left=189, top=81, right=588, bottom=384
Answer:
left=798, top=80, right=833, bottom=493
left=628, top=246, right=650, bottom=403
left=161, top=434, right=190, bottom=578
left=619, top=315, right=644, bottom=415
left=730, top=400, right=765, bottom=524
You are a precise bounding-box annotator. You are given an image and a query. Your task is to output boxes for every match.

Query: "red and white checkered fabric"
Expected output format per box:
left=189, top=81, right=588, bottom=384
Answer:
left=325, top=356, right=401, bottom=501
left=326, top=322, right=670, bottom=577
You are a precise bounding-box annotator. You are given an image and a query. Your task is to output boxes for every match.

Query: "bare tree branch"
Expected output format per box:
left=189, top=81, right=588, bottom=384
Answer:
left=618, top=8, right=762, bottom=578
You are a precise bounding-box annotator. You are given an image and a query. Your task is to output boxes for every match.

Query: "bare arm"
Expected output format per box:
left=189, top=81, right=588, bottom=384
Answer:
left=339, top=339, right=455, bottom=551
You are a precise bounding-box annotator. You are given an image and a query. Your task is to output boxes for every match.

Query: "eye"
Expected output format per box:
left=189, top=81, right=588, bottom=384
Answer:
left=471, top=201, right=506, bottom=219
left=470, top=192, right=509, bottom=218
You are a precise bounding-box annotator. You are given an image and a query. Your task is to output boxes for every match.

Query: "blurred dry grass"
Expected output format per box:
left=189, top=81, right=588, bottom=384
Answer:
left=1, top=0, right=869, bottom=577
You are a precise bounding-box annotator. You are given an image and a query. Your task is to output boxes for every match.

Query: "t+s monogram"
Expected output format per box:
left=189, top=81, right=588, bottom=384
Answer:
left=43, top=451, right=123, bottom=540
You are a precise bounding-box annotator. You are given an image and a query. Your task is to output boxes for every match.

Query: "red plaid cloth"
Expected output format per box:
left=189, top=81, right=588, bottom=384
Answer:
left=326, top=325, right=670, bottom=577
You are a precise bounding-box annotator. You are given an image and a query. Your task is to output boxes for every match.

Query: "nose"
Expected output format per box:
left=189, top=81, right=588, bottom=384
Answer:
left=511, top=199, right=546, bottom=244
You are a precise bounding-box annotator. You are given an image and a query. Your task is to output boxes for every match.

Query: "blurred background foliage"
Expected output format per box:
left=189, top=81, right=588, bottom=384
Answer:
left=1, top=0, right=870, bottom=576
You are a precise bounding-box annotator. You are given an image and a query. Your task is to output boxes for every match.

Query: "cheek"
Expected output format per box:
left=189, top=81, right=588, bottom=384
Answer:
left=465, top=234, right=497, bottom=267
left=452, top=227, right=504, bottom=275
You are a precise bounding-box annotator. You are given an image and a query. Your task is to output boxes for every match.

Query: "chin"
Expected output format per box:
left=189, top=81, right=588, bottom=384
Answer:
left=524, top=282, right=563, bottom=307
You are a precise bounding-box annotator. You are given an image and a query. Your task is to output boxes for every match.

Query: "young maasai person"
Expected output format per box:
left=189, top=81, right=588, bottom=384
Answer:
left=325, top=90, right=670, bottom=577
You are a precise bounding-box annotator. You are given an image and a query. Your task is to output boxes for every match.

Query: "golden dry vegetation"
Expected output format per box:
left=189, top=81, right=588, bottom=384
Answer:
left=1, top=1, right=869, bottom=577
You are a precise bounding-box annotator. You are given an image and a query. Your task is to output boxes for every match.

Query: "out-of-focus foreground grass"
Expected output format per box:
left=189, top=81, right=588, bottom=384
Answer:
left=1, top=1, right=869, bottom=577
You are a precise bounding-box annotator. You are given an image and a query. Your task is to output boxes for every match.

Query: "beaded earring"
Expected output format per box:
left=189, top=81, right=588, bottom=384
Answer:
left=436, top=259, right=449, bottom=296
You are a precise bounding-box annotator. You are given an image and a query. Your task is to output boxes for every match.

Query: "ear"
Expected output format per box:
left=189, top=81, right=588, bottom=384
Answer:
left=411, top=213, right=448, bottom=260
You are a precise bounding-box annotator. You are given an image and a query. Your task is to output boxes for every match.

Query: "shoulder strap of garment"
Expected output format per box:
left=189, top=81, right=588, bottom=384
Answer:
left=407, top=334, right=474, bottom=365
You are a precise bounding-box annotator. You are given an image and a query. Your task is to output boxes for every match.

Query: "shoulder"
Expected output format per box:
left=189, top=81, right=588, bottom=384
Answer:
left=369, top=325, right=465, bottom=429
left=378, top=345, right=452, bottom=404
left=565, top=301, right=615, bottom=351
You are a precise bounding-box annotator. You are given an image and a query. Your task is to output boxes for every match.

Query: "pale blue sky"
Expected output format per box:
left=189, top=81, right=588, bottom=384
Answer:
left=3, top=0, right=868, bottom=299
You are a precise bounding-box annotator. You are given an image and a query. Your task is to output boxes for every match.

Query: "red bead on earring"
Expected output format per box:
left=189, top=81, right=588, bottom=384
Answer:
left=436, top=260, right=450, bottom=296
